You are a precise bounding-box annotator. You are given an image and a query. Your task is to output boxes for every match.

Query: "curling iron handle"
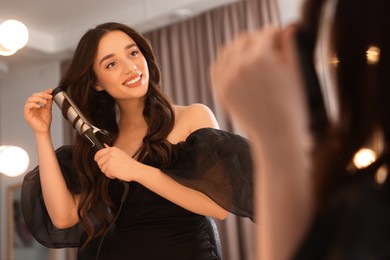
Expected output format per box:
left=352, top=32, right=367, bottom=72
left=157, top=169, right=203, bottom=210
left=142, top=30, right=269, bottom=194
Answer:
left=82, top=128, right=105, bottom=151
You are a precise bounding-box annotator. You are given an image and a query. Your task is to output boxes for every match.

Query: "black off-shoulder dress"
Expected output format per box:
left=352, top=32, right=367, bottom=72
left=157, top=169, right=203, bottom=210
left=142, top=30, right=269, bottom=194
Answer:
left=21, top=128, right=253, bottom=260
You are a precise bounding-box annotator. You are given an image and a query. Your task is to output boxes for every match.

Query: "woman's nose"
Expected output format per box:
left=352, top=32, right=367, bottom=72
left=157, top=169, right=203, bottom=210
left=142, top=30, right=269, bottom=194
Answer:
left=124, top=60, right=137, bottom=74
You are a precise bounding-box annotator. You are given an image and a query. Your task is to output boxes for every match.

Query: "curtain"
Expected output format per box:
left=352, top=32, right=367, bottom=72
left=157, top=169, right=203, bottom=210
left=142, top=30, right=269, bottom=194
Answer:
left=144, top=0, right=279, bottom=259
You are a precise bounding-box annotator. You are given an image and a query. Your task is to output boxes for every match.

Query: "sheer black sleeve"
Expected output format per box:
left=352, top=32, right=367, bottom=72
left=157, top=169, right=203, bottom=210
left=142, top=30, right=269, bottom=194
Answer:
left=161, top=128, right=254, bottom=221
left=21, top=145, right=83, bottom=248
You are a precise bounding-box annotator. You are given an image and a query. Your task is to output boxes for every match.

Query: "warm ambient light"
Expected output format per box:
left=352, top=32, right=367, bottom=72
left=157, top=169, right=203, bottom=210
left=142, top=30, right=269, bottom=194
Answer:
left=0, top=19, right=29, bottom=56
left=353, top=148, right=376, bottom=169
left=366, top=45, right=380, bottom=65
left=0, top=145, right=30, bottom=177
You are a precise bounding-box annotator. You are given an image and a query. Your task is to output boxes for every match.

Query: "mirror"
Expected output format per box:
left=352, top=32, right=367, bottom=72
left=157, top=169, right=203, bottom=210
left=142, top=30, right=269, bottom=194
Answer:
left=7, top=184, right=56, bottom=260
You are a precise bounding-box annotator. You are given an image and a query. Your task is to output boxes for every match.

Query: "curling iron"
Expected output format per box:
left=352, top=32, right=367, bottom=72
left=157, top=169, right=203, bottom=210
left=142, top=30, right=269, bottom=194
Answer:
left=52, top=87, right=108, bottom=151
left=52, top=86, right=129, bottom=260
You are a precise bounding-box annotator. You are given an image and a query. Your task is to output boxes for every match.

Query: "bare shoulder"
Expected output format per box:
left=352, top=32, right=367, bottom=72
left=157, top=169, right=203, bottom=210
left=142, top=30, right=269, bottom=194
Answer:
left=168, top=104, right=219, bottom=143
left=176, top=103, right=219, bottom=131
left=175, top=103, right=212, bottom=118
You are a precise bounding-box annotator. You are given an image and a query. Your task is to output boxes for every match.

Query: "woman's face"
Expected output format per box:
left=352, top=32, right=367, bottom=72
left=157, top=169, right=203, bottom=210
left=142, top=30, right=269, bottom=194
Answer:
left=93, top=30, right=149, bottom=101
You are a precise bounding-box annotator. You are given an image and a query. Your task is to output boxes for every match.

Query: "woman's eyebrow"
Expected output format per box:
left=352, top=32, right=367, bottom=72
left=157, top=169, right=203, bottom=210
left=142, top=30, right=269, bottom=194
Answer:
left=99, top=43, right=137, bottom=65
left=99, top=53, right=115, bottom=65
left=125, top=43, right=137, bottom=50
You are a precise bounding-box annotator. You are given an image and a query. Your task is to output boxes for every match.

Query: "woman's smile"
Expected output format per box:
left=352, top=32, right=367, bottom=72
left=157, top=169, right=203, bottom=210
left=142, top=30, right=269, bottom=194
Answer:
left=123, top=73, right=143, bottom=88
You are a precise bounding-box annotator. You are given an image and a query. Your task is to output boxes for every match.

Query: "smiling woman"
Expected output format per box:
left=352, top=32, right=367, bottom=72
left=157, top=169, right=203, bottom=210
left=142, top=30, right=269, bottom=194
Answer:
left=21, top=22, right=253, bottom=260
left=93, top=31, right=149, bottom=101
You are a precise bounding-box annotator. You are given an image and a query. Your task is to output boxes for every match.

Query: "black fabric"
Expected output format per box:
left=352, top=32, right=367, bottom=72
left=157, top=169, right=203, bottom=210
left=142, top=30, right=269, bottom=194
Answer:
left=294, top=172, right=390, bottom=260
left=161, top=128, right=253, bottom=220
left=78, top=216, right=223, bottom=260
left=21, top=128, right=253, bottom=259
left=21, top=145, right=82, bottom=248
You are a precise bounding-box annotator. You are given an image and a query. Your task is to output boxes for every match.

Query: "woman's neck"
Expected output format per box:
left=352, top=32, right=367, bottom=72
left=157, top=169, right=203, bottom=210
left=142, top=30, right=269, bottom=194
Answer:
left=117, top=99, right=147, bottom=130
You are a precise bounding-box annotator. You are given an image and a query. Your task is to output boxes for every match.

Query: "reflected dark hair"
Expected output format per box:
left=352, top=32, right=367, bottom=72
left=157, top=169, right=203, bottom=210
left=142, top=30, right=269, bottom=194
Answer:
left=303, top=0, right=390, bottom=209
left=58, top=22, right=175, bottom=247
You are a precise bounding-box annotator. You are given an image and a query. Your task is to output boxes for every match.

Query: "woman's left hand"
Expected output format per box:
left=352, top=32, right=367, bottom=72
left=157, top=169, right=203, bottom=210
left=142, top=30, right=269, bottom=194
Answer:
left=94, top=144, right=141, bottom=181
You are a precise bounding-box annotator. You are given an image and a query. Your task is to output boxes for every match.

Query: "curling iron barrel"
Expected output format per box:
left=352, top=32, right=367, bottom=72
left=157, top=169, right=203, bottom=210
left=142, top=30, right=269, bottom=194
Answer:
left=52, top=87, right=105, bottom=150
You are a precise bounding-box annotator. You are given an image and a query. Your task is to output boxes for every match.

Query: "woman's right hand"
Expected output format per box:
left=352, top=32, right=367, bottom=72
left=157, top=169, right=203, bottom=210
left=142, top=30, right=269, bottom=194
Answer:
left=210, top=25, right=308, bottom=137
left=23, top=89, right=53, bottom=137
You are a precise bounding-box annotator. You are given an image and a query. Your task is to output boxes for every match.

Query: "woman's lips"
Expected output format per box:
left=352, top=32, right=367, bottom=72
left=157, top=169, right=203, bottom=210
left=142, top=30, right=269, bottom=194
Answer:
left=123, top=74, right=142, bottom=87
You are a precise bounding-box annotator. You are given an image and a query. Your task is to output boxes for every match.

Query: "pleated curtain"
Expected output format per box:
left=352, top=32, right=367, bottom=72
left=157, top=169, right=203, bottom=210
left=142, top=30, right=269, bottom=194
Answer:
left=144, top=1, right=280, bottom=259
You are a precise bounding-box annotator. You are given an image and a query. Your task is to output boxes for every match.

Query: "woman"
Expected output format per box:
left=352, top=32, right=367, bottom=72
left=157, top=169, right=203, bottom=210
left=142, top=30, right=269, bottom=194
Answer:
left=23, top=22, right=253, bottom=259
left=211, top=0, right=390, bottom=259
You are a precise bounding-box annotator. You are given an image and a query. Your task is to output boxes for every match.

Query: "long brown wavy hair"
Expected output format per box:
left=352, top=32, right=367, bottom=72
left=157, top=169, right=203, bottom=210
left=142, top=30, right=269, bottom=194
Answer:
left=301, top=0, right=390, bottom=209
left=58, top=22, right=175, bottom=246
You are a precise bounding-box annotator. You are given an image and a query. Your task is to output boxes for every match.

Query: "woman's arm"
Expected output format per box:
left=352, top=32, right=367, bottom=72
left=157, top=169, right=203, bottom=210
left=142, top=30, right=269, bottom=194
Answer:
left=24, top=89, right=79, bottom=229
left=135, top=161, right=229, bottom=220
left=211, top=26, right=313, bottom=260
left=95, top=103, right=228, bottom=220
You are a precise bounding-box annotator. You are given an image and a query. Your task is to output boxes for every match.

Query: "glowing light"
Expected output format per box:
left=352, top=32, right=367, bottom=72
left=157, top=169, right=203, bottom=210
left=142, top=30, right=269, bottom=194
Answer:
left=329, top=54, right=339, bottom=66
left=366, top=45, right=380, bottom=65
left=0, top=19, right=29, bottom=56
left=375, top=165, right=388, bottom=185
left=353, top=148, right=376, bottom=169
left=0, top=146, right=30, bottom=177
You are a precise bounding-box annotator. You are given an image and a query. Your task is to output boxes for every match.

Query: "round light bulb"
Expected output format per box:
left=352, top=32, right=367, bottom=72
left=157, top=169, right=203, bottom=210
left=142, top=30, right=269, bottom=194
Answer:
left=0, top=146, right=30, bottom=177
left=0, top=19, right=29, bottom=52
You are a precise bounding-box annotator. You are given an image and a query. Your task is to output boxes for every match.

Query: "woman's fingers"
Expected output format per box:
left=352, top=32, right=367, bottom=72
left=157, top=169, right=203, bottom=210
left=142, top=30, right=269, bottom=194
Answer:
left=23, top=89, right=54, bottom=135
left=94, top=146, right=116, bottom=178
left=26, top=96, right=48, bottom=106
left=31, top=90, right=52, bottom=99
left=210, top=24, right=310, bottom=134
left=94, top=146, right=136, bottom=180
left=29, top=89, right=53, bottom=105
left=25, top=90, right=53, bottom=109
left=94, top=146, right=111, bottom=162
left=24, top=100, right=42, bottom=111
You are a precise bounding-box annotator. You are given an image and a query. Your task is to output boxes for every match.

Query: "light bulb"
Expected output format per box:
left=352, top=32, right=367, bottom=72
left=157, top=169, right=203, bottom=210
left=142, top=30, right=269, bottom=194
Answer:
left=0, top=146, right=30, bottom=177
left=0, top=19, right=29, bottom=52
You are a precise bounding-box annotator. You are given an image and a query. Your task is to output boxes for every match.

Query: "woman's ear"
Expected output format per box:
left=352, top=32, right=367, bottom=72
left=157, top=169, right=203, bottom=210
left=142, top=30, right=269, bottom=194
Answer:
left=95, top=82, right=104, bottom=91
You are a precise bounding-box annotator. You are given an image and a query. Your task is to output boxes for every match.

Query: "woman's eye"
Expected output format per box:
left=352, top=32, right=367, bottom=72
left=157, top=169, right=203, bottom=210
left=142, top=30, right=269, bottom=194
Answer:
left=106, top=62, right=116, bottom=69
left=130, top=50, right=139, bottom=57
